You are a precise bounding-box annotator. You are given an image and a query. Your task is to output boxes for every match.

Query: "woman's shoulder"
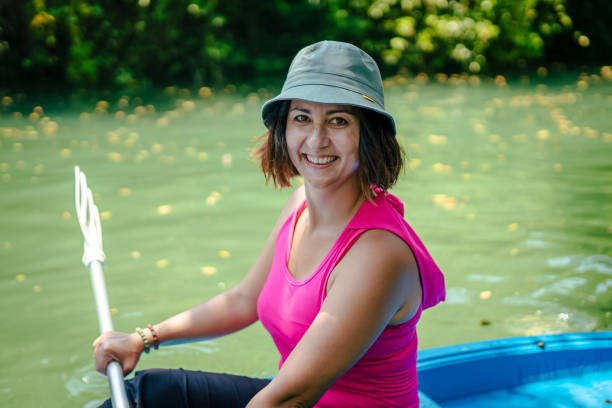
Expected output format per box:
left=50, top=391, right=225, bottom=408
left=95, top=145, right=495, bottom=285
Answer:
left=331, top=227, right=421, bottom=324
left=350, top=228, right=417, bottom=268
left=330, top=226, right=418, bottom=292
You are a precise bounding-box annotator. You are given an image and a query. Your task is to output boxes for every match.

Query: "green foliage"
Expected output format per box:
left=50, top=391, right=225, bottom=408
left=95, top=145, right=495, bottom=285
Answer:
left=316, top=0, right=574, bottom=74
left=0, top=0, right=604, bottom=91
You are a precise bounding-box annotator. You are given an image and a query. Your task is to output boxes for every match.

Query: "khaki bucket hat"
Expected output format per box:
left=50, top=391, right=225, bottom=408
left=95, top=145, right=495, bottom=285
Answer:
left=261, top=41, right=396, bottom=135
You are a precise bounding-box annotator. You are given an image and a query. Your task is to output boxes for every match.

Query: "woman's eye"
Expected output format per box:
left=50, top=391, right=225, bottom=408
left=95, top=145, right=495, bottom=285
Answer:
left=294, top=114, right=309, bottom=122
left=329, top=117, right=348, bottom=126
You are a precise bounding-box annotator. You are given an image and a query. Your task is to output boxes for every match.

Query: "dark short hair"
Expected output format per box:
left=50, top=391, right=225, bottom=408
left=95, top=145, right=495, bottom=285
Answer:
left=254, top=100, right=404, bottom=200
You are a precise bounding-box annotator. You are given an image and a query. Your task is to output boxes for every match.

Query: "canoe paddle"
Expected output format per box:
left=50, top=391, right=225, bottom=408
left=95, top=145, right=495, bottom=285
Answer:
left=74, top=166, right=131, bottom=408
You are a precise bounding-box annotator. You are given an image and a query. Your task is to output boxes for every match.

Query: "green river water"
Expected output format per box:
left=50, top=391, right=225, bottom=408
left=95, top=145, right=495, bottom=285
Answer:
left=1, top=73, right=611, bottom=407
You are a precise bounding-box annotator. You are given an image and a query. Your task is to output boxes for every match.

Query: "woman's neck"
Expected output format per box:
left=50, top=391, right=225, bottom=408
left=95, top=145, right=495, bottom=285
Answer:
left=303, top=179, right=364, bottom=231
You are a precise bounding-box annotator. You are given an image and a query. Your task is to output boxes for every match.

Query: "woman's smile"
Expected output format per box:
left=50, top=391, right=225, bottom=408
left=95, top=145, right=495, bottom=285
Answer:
left=303, top=154, right=339, bottom=166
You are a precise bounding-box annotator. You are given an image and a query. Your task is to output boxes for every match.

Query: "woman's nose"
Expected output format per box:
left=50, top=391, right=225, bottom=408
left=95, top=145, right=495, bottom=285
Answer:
left=305, top=124, right=329, bottom=150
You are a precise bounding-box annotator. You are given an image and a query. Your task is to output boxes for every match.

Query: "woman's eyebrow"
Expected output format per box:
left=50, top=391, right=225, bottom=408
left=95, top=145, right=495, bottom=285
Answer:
left=325, top=109, right=353, bottom=115
left=289, top=107, right=354, bottom=115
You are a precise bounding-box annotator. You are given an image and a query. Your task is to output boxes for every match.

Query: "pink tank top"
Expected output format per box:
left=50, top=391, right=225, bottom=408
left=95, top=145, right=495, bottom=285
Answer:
left=257, top=189, right=446, bottom=407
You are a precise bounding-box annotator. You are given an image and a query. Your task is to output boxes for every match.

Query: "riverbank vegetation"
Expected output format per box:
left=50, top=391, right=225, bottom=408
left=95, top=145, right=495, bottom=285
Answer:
left=1, top=0, right=610, bottom=93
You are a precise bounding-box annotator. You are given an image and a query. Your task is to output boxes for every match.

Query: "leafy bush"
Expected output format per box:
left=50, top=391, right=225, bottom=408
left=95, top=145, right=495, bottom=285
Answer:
left=0, top=0, right=604, bottom=91
left=316, top=0, right=574, bottom=74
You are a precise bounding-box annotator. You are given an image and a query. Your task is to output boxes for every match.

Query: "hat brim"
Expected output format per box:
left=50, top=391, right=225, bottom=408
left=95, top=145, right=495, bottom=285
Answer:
left=261, top=84, right=396, bottom=135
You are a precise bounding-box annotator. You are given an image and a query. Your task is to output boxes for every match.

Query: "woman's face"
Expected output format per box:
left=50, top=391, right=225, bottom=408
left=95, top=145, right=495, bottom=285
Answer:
left=285, top=100, right=360, bottom=191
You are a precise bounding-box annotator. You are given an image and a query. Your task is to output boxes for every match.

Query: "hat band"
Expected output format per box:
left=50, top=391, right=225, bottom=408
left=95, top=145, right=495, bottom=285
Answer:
left=281, top=83, right=385, bottom=111
left=282, top=71, right=385, bottom=108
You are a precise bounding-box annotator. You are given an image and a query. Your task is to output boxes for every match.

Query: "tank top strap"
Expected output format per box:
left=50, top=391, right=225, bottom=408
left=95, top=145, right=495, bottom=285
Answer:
left=283, top=200, right=309, bottom=266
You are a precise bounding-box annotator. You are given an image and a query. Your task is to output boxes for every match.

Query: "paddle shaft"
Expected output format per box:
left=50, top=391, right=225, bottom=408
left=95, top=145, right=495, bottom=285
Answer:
left=90, top=260, right=131, bottom=408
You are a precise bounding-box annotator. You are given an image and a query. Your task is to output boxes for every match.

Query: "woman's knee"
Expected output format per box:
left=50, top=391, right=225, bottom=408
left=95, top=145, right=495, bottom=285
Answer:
left=133, top=369, right=189, bottom=407
left=100, top=368, right=269, bottom=408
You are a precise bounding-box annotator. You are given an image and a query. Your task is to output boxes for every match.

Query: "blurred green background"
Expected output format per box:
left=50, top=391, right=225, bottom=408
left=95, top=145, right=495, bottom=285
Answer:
left=1, top=1, right=611, bottom=407
left=1, top=0, right=611, bottom=92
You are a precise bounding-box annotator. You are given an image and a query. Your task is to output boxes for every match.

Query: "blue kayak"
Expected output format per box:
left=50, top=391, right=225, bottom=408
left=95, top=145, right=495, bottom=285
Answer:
left=417, top=332, right=612, bottom=407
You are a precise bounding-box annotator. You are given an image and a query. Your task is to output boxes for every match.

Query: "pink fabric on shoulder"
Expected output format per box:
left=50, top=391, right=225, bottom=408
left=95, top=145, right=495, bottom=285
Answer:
left=257, top=189, right=446, bottom=407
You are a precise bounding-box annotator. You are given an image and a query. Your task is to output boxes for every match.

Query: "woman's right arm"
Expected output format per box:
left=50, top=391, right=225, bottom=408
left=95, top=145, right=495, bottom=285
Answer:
left=93, top=186, right=305, bottom=376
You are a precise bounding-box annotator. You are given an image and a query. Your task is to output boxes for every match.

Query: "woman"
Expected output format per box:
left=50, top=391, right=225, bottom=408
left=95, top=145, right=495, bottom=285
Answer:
left=94, top=40, right=445, bottom=408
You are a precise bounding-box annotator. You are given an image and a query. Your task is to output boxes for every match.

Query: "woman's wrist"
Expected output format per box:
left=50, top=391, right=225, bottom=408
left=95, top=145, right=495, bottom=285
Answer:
left=134, top=325, right=160, bottom=354
left=131, top=331, right=147, bottom=354
left=146, top=324, right=160, bottom=349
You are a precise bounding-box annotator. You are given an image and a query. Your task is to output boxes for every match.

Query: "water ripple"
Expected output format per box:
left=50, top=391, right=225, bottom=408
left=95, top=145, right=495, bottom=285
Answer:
left=547, top=254, right=584, bottom=268
left=531, top=277, right=588, bottom=298
left=547, top=254, right=612, bottom=275
left=504, top=308, right=597, bottom=336
left=444, top=288, right=470, bottom=304
left=595, top=279, right=612, bottom=294
left=576, top=255, right=612, bottom=275
left=466, top=274, right=507, bottom=283
left=158, top=342, right=220, bottom=355
left=525, top=232, right=550, bottom=248
left=502, top=296, right=546, bottom=306
left=119, top=311, right=144, bottom=319
left=65, top=364, right=108, bottom=397
left=526, top=239, right=550, bottom=248
left=83, top=399, right=107, bottom=408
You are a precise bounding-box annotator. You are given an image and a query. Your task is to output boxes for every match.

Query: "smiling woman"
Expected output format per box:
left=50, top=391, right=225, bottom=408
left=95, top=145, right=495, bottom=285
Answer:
left=93, top=41, right=446, bottom=408
left=256, top=100, right=402, bottom=201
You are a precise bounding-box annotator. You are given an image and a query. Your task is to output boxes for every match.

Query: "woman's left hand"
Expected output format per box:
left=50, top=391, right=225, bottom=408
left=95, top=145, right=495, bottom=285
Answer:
left=93, top=331, right=144, bottom=376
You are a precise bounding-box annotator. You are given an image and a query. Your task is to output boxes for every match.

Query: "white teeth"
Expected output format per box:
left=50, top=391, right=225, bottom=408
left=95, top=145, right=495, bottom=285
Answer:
left=306, top=155, right=336, bottom=165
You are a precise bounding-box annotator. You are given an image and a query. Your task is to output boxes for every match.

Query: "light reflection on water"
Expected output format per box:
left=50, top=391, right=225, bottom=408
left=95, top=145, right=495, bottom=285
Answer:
left=65, top=364, right=108, bottom=398
left=501, top=253, right=612, bottom=335
left=432, top=250, right=611, bottom=337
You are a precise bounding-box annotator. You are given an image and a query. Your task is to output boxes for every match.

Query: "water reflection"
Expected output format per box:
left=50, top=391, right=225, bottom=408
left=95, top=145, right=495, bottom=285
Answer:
left=499, top=252, right=612, bottom=335
left=548, top=254, right=612, bottom=274
left=504, top=309, right=597, bottom=336
left=65, top=364, right=108, bottom=397
left=444, top=288, right=470, bottom=304
left=531, top=277, right=588, bottom=298
left=466, top=274, right=507, bottom=283
left=525, top=231, right=550, bottom=248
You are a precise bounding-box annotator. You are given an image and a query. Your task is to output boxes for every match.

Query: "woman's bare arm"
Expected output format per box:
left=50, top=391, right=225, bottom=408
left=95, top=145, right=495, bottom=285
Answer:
left=93, top=186, right=306, bottom=375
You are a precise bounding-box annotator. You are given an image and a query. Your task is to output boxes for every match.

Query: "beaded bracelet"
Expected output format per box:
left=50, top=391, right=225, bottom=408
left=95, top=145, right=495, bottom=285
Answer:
left=136, top=327, right=151, bottom=354
left=147, top=324, right=160, bottom=350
